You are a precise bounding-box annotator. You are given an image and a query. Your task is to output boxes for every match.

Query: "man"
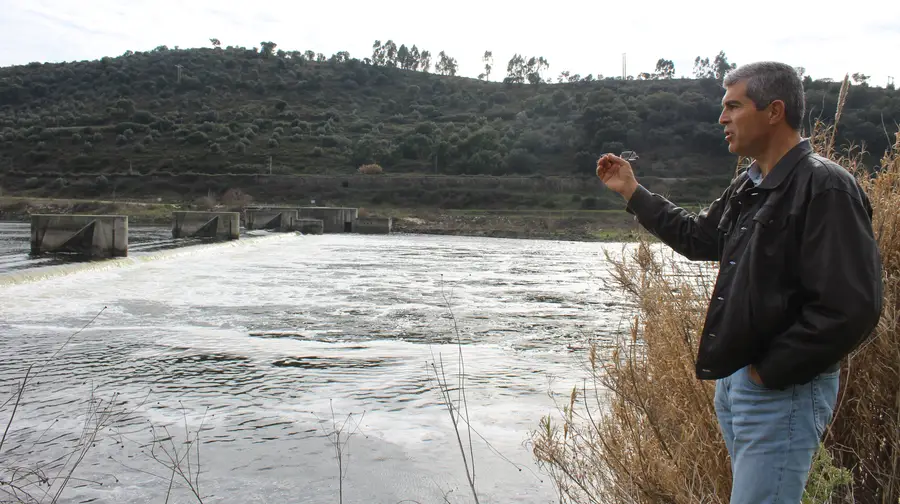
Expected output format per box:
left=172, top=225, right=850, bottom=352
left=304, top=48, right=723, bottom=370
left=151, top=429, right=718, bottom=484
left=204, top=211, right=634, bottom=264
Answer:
left=595, top=61, right=883, bottom=502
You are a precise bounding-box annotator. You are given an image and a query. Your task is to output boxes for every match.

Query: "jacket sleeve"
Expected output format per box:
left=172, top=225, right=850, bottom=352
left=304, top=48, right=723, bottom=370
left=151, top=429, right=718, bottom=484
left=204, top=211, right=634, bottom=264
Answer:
left=625, top=184, right=730, bottom=262
left=756, top=188, right=883, bottom=389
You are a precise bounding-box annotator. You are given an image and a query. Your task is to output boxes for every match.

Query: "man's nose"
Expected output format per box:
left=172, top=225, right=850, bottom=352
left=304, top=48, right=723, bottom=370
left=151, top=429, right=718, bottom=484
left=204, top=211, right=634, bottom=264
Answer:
left=718, top=110, right=729, bottom=125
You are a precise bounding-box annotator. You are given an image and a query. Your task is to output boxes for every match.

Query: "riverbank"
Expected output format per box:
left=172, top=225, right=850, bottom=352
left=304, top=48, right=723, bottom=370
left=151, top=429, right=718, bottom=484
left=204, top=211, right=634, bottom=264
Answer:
left=0, top=196, right=644, bottom=242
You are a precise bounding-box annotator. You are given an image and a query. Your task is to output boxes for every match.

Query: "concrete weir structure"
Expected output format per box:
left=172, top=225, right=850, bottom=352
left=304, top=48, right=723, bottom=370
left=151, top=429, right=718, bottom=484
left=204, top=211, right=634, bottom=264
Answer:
left=246, top=208, right=298, bottom=231
left=172, top=211, right=240, bottom=240
left=297, top=207, right=358, bottom=233
left=31, top=214, right=128, bottom=258
left=294, top=218, right=324, bottom=234
left=356, top=217, right=392, bottom=234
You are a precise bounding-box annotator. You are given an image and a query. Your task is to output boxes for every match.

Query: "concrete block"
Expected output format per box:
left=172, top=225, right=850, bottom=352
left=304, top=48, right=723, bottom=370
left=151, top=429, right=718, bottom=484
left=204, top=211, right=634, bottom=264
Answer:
left=355, top=217, right=392, bottom=234
left=172, top=211, right=240, bottom=239
left=30, top=214, right=128, bottom=258
left=294, top=218, right=324, bottom=234
left=246, top=209, right=299, bottom=231
left=297, top=207, right=358, bottom=233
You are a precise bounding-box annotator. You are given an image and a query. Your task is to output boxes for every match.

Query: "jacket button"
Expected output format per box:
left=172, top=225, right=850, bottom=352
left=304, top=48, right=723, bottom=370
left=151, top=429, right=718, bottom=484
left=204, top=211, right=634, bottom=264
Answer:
left=729, top=260, right=736, bottom=265
left=717, top=296, right=725, bottom=301
left=709, top=333, right=716, bottom=337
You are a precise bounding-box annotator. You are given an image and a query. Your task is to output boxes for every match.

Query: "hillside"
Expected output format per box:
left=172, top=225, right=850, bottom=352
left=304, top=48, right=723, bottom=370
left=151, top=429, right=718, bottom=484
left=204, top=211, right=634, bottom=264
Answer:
left=0, top=44, right=898, bottom=210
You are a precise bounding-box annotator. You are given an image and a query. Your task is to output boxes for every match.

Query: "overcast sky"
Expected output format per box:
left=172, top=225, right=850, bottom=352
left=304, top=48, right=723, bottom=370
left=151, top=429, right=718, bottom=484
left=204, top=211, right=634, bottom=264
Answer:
left=1, top=0, right=897, bottom=87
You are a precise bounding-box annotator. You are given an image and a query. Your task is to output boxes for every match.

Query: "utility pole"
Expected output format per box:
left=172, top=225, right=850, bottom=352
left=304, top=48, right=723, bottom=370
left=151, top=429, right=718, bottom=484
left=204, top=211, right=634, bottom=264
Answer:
left=622, top=53, right=626, bottom=80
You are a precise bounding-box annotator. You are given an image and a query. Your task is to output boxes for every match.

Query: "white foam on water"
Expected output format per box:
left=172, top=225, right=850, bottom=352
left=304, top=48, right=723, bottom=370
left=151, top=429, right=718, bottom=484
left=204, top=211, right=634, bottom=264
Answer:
left=0, top=232, right=304, bottom=286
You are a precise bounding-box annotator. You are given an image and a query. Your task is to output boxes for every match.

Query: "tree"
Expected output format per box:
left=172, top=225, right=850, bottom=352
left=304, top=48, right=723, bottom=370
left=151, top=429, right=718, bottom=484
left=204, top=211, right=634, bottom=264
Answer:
left=505, top=54, right=526, bottom=84
left=260, top=41, right=277, bottom=58
left=304, top=50, right=315, bottom=61
left=852, top=72, right=870, bottom=85
left=210, top=38, right=221, bottom=48
left=420, top=50, right=432, bottom=73
left=436, top=51, right=457, bottom=76
left=557, top=71, right=570, bottom=83
left=371, top=40, right=386, bottom=66
left=713, top=51, right=736, bottom=81
left=504, top=54, right=549, bottom=84
left=692, top=56, right=715, bottom=79
left=397, top=44, right=411, bottom=70
left=409, top=45, right=421, bottom=71
left=527, top=57, right=549, bottom=84
left=383, top=40, right=398, bottom=67
left=652, top=58, right=675, bottom=79
left=481, top=51, right=493, bottom=81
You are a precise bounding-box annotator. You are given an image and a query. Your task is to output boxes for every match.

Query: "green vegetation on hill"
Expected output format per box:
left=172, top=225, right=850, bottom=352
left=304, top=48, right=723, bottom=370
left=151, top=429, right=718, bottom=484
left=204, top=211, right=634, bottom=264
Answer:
left=0, top=42, right=897, bottom=210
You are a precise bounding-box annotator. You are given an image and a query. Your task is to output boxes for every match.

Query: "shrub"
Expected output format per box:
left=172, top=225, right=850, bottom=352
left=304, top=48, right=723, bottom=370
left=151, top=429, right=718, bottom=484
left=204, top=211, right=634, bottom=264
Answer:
left=221, top=188, right=252, bottom=208
left=358, top=163, right=383, bottom=174
left=187, top=131, right=208, bottom=145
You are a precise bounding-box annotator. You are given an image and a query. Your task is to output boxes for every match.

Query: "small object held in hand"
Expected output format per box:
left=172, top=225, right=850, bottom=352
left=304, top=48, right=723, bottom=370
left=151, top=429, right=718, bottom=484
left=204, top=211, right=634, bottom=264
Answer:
left=620, top=150, right=639, bottom=161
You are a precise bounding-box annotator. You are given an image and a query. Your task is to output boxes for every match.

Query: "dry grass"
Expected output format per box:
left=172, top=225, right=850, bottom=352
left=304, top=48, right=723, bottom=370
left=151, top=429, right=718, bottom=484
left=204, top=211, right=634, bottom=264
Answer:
left=532, top=75, right=900, bottom=504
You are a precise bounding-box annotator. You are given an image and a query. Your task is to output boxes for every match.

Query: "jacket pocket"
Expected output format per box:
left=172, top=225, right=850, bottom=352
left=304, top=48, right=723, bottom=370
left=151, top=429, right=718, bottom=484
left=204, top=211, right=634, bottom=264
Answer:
left=752, top=204, right=793, bottom=264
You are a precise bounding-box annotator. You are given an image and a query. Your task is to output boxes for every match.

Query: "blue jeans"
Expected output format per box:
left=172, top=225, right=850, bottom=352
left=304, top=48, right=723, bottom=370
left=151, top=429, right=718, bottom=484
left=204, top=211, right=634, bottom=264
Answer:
left=714, top=365, right=840, bottom=503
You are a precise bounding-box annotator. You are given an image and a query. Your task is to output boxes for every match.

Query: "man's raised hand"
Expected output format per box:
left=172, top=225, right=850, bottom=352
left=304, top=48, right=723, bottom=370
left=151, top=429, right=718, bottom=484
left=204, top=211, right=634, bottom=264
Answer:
left=596, top=153, right=639, bottom=201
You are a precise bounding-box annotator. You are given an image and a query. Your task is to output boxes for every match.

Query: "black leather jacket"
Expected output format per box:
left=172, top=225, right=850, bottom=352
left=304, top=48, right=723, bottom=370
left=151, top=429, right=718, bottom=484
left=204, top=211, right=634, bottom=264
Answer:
left=625, top=139, right=883, bottom=389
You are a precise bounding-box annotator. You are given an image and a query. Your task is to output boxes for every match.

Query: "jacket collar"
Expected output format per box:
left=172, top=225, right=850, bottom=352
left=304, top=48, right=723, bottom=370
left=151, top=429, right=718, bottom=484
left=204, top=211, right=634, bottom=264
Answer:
left=748, top=139, right=813, bottom=190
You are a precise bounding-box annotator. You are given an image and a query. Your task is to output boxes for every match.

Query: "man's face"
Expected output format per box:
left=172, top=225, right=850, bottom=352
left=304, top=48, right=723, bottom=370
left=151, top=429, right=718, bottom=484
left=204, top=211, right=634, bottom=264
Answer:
left=719, top=80, right=772, bottom=157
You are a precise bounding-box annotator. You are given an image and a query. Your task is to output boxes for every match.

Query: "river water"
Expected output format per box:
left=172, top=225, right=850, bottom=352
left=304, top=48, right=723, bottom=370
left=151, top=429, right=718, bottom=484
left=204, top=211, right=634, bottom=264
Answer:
left=0, top=222, right=638, bottom=503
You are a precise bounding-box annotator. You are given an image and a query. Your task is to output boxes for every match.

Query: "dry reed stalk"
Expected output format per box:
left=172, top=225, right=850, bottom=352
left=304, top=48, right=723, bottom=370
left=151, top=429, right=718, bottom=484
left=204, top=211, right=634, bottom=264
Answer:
left=824, top=127, right=900, bottom=504
left=533, top=83, right=899, bottom=504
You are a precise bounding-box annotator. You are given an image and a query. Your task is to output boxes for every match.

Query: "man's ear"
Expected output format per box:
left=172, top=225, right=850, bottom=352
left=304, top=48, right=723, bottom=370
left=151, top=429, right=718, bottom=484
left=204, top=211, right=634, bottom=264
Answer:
left=768, top=100, right=787, bottom=125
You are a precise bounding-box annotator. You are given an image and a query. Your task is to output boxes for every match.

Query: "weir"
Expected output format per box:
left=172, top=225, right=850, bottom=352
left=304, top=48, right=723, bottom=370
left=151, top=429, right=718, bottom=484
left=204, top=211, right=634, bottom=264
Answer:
left=30, top=214, right=128, bottom=258
left=297, top=207, right=358, bottom=233
left=355, top=217, right=392, bottom=234
left=172, top=211, right=240, bottom=240
left=246, top=209, right=299, bottom=232
left=294, top=218, right=324, bottom=234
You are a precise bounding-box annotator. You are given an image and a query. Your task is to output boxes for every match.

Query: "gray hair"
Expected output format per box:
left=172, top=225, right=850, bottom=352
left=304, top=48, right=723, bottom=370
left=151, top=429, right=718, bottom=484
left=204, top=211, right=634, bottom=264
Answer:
left=723, top=62, right=805, bottom=131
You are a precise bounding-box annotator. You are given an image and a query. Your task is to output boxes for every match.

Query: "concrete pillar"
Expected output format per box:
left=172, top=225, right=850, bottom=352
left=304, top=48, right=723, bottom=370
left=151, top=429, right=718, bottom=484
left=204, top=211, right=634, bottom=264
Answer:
left=246, top=209, right=299, bottom=231
left=294, top=218, right=324, bottom=234
left=355, top=217, right=392, bottom=234
left=30, top=214, right=128, bottom=258
left=297, top=207, right=358, bottom=233
left=172, top=211, right=240, bottom=239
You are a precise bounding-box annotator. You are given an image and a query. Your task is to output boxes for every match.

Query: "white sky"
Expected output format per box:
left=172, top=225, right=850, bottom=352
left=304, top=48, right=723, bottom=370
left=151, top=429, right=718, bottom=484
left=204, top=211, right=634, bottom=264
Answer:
left=1, top=0, right=897, bottom=87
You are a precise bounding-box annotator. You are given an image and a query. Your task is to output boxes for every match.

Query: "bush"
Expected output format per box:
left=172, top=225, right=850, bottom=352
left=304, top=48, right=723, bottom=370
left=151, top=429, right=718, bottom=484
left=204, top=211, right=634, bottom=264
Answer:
left=187, top=131, right=208, bottom=145
left=358, top=163, right=383, bottom=174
